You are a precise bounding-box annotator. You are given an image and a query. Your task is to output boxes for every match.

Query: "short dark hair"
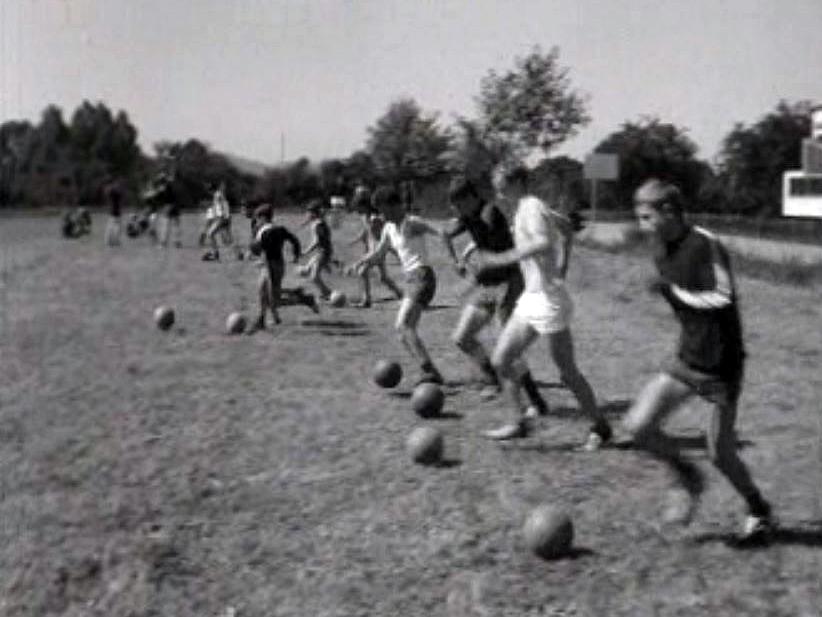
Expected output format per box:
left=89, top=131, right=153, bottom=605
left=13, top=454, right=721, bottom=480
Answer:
left=371, top=185, right=401, bottom=210
left=503, top=165, right=530, bottom=188
left=448, top=176, right=480, bottom=203
left=254, top=204, right=273, bottom=220
left=634, top=178, right=684, bottom=215
left=306, top=198, right=324, bottom=214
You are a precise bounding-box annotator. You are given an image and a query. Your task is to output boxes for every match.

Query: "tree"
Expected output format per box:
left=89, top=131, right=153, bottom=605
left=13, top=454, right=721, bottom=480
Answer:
left=366, top=98, right=451, bottom=183
left=593, top=117, right=707, bottom=210
left=717, top=100, right=813, bottom=217
left=476, top=46, right=589, bottom=163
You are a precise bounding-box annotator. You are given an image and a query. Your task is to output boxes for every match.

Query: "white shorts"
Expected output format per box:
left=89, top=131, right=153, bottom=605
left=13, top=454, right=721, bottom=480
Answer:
left=512, top=288, right=573, bottom=335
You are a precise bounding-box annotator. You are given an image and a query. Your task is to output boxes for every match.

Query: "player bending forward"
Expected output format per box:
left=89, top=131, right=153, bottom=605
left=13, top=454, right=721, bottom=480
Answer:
left=475, top=166, right=611, bottom=449
left=348, top=186, right=403, bottom=307
left=351, top=186, right=445, bottom=385
left=246, top=204, right=320, bottom=333
left=443, top=175, right=549, bottom=416
left=622, top=178, right=773, bottom=541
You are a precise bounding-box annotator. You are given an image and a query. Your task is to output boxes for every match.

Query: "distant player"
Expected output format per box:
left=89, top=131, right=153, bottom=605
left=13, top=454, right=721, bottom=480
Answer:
left=203, top=183, right=238, bottom=260
left=301, top=200, right=335, bottom=300
left=475, top=166, right=611, bottom=448
left=348, top=186, right=403, bottom=307
left=622, top=178, right=773, bottom=540
left=350, top=185, right=445, bottom=385
left=246, top=204, right=319, bottom=333
left=443, top=176, right=549, bottom=416
left=103, top=180, right=123, bottom=246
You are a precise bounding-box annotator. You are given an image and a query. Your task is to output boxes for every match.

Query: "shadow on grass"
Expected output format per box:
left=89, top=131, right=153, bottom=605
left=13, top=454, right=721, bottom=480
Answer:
left=388, top=390, right=413, bottom=399
left=318, top=330, right=369, bottom=337
left=690, top=520, right=822, bottom=550
left=433, top=458, right=462, bottom=468
left=426, top=411, right=464, bottom=420
left=299, top=319, right=368, bottom=329
left=612, top=434, right=755, bottom=452
left=544, top=399, right=632, bottom=420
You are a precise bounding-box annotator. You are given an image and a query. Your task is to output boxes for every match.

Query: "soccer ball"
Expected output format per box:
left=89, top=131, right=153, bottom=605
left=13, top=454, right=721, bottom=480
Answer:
left=373, top=360, right=402, bottom=388
left=411, top=383, right=444, bottom=418
left=226, top=311, right=247, bottom=335
left=154, top=306, right=175, bottom=331
left=329, top=290, right=347, bottom=307
left=406, top=426, right=444, bottom=465
left=523, top=505, right=574, bottom=560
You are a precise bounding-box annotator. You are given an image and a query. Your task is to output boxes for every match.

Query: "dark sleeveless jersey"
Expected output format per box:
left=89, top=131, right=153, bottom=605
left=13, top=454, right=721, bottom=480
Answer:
left=656, top=226, right=745, bottom=375
left=449, top=202, right=519, bottom=286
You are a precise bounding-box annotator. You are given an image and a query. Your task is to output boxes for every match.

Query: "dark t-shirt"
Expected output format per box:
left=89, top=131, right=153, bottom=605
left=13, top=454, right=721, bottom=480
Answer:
left=656, top=226, right=745, bottom=375
left=313, top=219, right=333, bottom=257
left=448, top=202, right=520, bottom=286
left=253, top=223, right=301, bottom=264
left=105, top=183, right=123, bottom=217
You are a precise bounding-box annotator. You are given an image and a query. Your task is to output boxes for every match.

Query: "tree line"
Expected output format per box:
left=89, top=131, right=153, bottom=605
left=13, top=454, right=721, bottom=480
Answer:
left=0, top=47, right=815, bottom=218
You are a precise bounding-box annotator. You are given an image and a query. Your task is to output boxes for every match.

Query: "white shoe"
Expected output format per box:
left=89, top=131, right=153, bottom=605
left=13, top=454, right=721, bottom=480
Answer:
left=524, top=405, right=540, bottom=420
left=578, top=431, right=605, bottom=452
left=482, top=420, right=530, bottom=441
left=479, top=384, right=501, bottom=400
left=740, top=513, right=774, bottom=542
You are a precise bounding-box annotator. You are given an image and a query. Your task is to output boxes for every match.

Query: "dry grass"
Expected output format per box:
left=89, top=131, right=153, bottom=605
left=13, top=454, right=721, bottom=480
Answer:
left=1, top=213, right=821, bottom=617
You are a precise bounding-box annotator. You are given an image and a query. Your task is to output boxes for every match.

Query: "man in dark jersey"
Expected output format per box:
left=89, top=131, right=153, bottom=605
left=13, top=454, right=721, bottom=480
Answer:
left=443, top=176, right=549, bottom=416
left=247, top=204, right=319, bottom=333
left=622, top=178, right=773, bottom=542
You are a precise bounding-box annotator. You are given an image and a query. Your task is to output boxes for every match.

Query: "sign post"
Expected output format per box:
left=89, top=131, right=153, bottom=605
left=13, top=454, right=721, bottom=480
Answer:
left=583, top=153, right=619, bottom=221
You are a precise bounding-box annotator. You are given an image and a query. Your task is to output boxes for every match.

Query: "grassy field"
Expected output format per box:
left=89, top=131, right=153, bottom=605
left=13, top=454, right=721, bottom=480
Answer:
left=1, top=212, right=821, bottom=617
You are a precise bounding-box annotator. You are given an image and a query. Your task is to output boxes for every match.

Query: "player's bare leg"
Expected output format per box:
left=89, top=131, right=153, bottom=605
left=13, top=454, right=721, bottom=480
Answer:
left=396, top=298, right=442, bottom=384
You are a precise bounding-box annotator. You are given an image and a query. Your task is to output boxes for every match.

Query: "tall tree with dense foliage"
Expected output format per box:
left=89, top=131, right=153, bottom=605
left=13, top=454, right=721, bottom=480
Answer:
left=366, top=98, right=451, bottom=183
left=717, top=100, right=814, bottom=217
left=476, top=46, right=589, bottom=165
left=593, top=117, right=708, bottom=210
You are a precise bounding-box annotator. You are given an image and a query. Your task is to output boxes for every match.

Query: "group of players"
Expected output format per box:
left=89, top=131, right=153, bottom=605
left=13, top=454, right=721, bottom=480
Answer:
left=90, top=161, right=773, bottom=542
left=245, top=166, right=773, bottom=543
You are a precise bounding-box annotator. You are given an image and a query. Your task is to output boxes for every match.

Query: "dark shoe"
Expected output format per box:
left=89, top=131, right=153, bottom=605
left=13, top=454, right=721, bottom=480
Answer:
left=246, top=317, right=265, bottom=335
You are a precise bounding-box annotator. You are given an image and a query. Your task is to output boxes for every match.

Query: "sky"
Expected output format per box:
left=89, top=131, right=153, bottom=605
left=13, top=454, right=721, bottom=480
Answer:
left=1, top=0, right=821, bottom=167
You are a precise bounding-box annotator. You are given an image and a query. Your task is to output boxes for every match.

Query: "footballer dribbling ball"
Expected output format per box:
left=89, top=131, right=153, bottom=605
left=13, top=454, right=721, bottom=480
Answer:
left=411, top=382, right=444, bottom=418
left=329, top=290, right=347, bottom=307
left=523, top=505, right=574, bottom=560
left=226, top=311, right=247, bottom=335
left=154, top=306, right=175, bottom=331
left=373, top=360, right=402, bottom=388
left=406, top=426, right=444, bottom=465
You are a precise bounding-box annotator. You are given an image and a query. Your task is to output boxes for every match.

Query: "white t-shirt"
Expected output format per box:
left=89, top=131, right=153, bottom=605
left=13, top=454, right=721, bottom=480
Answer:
left=212, top=191, right=230, bottom=219
left=513, top=195, right=565, bottom=295
left=381, top=215, right=429, bottom=273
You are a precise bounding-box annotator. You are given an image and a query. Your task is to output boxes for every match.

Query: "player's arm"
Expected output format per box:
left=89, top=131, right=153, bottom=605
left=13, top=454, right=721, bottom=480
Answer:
left=352, top=228, right=390, bottom=272
left=441, top=217, right=467, bottom=270
left=284, top=229, right=302, bottom=262
left=658, top=240, right=733, bottom=310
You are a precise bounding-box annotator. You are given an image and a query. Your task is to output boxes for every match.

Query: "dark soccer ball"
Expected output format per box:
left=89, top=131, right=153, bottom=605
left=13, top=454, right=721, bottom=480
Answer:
left=154, top=306, right=175, bottom=331
left=373, top=360, right=402, bottom=388
left=523, top=505, right=574, bottom=560
left=411, top=383, right=444, bottom=418
left=406, top=426, right=443, bottom=465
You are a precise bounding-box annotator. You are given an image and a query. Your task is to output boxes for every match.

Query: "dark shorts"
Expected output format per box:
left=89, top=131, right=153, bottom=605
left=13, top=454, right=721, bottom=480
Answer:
left=467, top=272, right=523, bottom=323
left=405, top=265, right=436, bottom=308
left=665, top=356, right=744, bottom=408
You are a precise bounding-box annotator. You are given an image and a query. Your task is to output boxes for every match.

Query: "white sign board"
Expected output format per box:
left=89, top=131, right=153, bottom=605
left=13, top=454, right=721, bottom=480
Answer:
left=583, top=153, right=619, bottom=181
left=782, top=171, right=822, bottom=218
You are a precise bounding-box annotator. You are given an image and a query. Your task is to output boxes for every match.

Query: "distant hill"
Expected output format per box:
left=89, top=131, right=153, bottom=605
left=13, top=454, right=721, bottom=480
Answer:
left=219, top=152, right=273, bottom=177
